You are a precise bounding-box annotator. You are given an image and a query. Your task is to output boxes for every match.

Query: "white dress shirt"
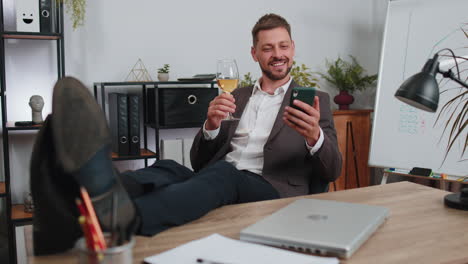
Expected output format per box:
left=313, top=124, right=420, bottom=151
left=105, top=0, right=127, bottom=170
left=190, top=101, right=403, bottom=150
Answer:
left=203, top=78, right=324, bottom=175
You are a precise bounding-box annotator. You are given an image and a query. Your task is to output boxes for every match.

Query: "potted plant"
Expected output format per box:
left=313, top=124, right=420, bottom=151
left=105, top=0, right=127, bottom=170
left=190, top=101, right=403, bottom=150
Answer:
left=57, top=0, right=86, bottom=29
left=436, top=77, right=467, bottom=163
left=157, top=64, right=170, bottom=82
left=319, top=55, right=377, bottom=110
left=239, top=72, right=256, bottom=87
left=290, top=61, right=320, bottom=88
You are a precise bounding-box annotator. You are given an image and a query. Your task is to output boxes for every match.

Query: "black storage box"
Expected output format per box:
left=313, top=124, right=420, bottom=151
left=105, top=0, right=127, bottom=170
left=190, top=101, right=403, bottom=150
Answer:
left=147, top=88, right=218, bottom=127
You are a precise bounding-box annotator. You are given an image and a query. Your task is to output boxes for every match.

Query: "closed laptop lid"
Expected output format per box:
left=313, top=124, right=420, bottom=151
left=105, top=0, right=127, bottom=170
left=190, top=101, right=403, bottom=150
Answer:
left=240, top=198, right=389, bottom=258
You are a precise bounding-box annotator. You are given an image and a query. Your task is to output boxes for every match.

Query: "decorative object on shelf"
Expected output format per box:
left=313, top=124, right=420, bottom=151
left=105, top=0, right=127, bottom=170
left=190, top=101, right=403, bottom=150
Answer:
left=16, top=0, right=40, bottom=32
left=157, top=64, right=170, bottom=82
left=333, top=90, right=354, bottom=110
left=29, top=95, right=44, bottom=124
left=39, top=0, right=54, bottom=33
left=290, top=61, right=320, bottom=88
left=57, top=0, right=86, bottom=29
left=319, top=55, right=377, bottom=110
left=125, top=58, right=153, bottom=82
left=177, top=74, right=216, bottom=81
left=24, top=192, right=34, bottom=213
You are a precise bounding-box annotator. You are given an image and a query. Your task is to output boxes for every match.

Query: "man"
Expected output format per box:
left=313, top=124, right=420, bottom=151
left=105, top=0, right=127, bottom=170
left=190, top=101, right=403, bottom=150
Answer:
left=191, top=13, right=341, bottom=197
left=31, top=13, right=341, bottom=254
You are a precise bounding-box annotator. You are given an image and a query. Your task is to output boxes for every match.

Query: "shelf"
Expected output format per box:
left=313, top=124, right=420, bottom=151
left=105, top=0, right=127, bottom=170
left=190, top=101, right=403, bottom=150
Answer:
left=146, top=123, right=203, bottom=129
left=2, top=5, right=65, bottom=262
left=2, top=31, right=61, bottom=40
left=95, top=80, right=216, bottom=86
left=6, top=121, right=42, bottom=130
left=333, top=109, right=374, bottom=115
left=0, top=182, right=5, bottom=197
left=111, top=149, right=157, bottom=161
left=11, top=204, right=33, bottom=225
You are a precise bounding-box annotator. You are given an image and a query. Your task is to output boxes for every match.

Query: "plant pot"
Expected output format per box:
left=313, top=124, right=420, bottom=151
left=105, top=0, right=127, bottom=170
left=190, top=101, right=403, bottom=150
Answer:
left=158, top=73, right=169, bottom=82
left=334, top=90, right=354, bottom=110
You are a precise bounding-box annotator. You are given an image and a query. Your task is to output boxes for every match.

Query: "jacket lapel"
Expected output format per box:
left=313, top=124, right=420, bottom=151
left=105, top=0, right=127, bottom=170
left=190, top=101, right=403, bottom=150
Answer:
left=266, top=80, right=298, bottom=143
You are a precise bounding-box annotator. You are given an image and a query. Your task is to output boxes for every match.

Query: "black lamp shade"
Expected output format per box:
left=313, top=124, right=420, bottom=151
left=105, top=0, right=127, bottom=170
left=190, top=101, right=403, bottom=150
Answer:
left=395, top=56, right=441, bottom=112
left=395, top=71, right=439, bottom=112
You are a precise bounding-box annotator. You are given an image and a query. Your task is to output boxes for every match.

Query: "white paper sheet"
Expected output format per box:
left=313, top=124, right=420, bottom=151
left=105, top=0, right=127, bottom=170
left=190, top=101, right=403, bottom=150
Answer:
left=144, top=233, right=339, bottom=264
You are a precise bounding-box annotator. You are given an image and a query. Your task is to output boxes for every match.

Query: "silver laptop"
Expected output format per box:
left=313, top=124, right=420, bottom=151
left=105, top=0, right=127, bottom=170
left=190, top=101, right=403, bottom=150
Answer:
left=240, top=198, right=389, bottom=258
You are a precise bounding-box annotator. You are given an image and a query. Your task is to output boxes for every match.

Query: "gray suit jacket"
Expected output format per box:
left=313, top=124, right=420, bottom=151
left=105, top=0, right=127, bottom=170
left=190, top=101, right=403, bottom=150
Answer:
left=190, top=80, right=342, bottom=198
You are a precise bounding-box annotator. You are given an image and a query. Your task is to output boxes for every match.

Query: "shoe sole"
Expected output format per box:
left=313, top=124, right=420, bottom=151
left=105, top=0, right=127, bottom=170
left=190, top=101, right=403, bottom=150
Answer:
left=52, top=76, right=111, bottom=173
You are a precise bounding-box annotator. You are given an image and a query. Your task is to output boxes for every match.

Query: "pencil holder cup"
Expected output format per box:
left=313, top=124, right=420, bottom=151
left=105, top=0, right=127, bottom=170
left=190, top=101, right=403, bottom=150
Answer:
left=75, top=235, right=135, bottom=264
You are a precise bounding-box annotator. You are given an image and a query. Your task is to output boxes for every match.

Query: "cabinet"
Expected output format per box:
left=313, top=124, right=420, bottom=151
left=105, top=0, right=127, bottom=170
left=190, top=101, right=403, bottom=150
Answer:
left=330, top=110, right=373, bottom=191
left=0, top=2, right=65, bottom=263
left=93, top=81, right=217, bottom=164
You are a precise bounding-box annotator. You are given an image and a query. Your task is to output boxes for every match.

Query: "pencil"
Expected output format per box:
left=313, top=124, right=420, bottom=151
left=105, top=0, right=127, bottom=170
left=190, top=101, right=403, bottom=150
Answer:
left=78, top=216, right=93, bottom=250
left=80, top=187, right=107, bottom=250
left=76, top=199, right=87, bottom=217
left=76, top=199, right=101, bottom=252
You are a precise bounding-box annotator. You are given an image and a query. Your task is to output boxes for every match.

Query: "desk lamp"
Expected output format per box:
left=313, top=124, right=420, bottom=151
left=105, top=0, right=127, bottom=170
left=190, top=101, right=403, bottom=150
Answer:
left=394, top=52, right=468, bottom=211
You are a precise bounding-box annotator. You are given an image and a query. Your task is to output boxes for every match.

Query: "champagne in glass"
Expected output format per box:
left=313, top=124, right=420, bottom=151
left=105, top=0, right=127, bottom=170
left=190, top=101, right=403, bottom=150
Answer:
left=217, top=59, right=240, bottom=121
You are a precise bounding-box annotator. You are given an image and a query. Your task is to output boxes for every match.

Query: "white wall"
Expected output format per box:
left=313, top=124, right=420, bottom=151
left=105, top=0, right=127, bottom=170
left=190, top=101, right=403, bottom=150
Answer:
left=2, top=0, right=388, bottom=203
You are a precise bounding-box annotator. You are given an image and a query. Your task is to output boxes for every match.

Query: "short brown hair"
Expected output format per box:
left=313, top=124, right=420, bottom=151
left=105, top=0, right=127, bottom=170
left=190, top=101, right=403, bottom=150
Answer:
left=251, top=13, right=291, bottom=46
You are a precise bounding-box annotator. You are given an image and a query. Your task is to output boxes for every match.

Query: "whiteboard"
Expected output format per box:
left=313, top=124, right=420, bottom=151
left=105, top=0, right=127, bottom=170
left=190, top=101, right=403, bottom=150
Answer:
left=369, top=0, right=467, bottom=176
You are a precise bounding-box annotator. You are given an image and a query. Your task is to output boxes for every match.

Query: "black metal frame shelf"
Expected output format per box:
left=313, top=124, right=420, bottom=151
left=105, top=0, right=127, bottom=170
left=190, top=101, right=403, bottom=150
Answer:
left=111, top=149, right=158, bottom=161
left=0, top=1, right=65, bottom=263
left=11, top=204, right=33, bottom=226
left=94, top=80, right=216, bottom=166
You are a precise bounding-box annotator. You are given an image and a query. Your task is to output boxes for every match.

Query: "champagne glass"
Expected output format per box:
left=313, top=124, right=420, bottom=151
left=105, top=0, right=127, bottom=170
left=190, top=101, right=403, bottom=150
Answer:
left=216, top=59, right=240, bottom=121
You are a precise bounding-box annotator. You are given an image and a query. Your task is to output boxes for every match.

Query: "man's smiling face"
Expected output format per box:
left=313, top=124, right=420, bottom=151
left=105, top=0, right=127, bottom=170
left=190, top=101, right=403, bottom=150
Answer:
left=251, top=27, right=295, bottom=82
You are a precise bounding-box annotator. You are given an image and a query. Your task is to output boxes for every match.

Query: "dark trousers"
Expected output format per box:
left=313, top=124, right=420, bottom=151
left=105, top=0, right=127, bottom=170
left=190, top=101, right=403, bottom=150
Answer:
left=121, top=160, right=280, bottom=236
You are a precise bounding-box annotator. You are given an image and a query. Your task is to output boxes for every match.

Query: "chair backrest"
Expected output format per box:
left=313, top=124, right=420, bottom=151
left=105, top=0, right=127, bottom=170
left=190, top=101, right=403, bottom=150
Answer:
left=308, top=177, right=330, bottom=194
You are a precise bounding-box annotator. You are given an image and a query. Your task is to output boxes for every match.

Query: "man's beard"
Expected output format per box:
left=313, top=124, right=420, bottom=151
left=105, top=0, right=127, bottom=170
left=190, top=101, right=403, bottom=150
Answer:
left=260, top=63, right=292, bottom=81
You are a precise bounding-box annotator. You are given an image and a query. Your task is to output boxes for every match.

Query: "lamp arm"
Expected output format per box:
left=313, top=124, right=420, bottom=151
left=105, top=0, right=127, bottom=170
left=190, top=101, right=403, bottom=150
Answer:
left=439, top=69, right=468, bottom=89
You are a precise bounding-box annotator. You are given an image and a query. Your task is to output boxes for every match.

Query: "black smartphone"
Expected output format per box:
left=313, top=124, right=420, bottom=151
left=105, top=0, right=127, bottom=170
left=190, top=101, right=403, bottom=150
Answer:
left=289, top=87, right=316, bottom=111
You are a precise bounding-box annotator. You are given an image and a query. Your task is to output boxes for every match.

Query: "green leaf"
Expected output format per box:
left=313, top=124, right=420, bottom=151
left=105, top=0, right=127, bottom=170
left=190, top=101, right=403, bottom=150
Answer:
left=436, top=89, right=467, bottom=164
left=240, top=72, right=257, bottom=87
left=290, top=61, right=321, bottom=88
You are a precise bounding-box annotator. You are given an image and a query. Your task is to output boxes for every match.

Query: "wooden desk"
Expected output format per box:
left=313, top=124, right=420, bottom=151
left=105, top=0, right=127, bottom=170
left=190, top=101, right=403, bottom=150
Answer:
left=29, top=182, right=468, bottom=264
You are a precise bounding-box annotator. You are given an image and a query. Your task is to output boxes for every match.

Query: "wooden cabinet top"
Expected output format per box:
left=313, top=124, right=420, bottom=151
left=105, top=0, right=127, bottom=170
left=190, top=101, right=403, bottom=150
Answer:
left=333, top=109, right=373, bottom=116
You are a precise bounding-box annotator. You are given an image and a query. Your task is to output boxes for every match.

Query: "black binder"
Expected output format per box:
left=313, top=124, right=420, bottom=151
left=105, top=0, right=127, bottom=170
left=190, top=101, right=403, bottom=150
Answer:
left=127, top=94, right=141, bottom=156
left=109, top=93, right=129, bottom=156
left=39, top=0, right=53, bottom=33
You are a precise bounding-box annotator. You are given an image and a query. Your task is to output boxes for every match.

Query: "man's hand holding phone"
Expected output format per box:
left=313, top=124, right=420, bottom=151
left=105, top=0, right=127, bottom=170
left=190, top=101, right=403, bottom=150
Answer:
left=283, top=87, right=321, bottom=146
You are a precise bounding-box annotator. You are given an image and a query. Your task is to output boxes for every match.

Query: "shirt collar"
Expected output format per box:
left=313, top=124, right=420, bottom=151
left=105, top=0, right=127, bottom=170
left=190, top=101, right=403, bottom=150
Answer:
left=252, top=77, right=293, bottom=96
